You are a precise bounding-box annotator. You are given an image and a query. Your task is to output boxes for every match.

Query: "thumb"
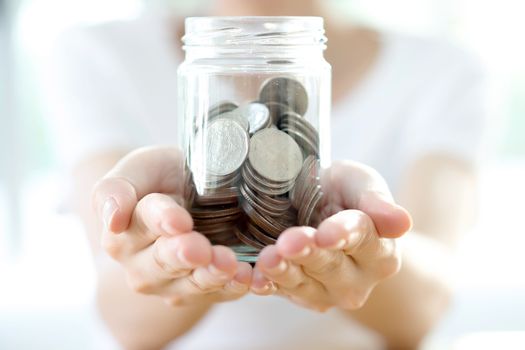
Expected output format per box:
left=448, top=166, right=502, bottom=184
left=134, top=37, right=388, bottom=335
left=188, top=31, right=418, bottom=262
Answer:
left=358, top=191, right=412, bottom=238
left=92, top=177, right=138, bottom=234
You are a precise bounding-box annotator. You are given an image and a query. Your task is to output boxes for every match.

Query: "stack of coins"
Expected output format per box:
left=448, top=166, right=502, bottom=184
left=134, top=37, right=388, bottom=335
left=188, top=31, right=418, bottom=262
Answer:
left=278, top=111, right=320, bottom=157
left=184, top=77, right=324, bottom=261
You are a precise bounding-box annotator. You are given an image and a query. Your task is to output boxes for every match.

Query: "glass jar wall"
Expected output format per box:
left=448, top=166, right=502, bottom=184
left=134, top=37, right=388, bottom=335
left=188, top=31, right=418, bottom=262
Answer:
left=178, top=17, right=331, bottom=262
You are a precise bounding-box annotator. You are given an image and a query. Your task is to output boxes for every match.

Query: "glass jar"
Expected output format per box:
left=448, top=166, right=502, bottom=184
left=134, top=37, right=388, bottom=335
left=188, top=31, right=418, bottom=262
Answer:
left=178, top=17, right=331, bottom=262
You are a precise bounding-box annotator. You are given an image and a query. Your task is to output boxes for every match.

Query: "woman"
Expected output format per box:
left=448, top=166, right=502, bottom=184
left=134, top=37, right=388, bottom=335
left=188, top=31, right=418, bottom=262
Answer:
left=45, top=0, right=486, bottom=348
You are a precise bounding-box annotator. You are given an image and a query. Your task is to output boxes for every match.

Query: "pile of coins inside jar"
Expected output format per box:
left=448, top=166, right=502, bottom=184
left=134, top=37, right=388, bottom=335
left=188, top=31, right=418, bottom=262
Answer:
left=185, top=77, right=323, bottom=260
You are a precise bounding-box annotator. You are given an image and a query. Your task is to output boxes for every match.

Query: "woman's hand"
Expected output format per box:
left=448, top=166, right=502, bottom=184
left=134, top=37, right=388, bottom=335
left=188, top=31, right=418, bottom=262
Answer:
left=251, top=161, right=412, bottom=311
left=92, top=147, right=252, bottom=306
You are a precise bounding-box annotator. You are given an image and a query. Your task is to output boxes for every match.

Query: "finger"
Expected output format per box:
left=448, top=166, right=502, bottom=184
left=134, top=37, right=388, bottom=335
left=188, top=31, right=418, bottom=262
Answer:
left=250, top=268, right=277, bottom=296
left=124, top=232, right=213, bottom=294
left=92, top=146, right=185, bottom=233
left=257, top=245, right=308, bottom=289
left=161, top=245, right=238, bottom=298
left=101, top=193, right=194, bottom=260
left=257, top=245, right=330, bottom=310
left=276, top=226, right=359, bottom=285
left=167, top=262, right=253, bottom=306
left=277, top=225, right=376, bottom=310
left=325, top=161, right=412, bottom=238
left=92, top=177, right=138, bottom=233
left=316, top=210, right=401, bottom=278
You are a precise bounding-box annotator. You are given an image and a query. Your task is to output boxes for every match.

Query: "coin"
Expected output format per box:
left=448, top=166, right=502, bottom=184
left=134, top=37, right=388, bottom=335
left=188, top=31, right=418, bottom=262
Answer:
left=189, top=205, right=241, bottom=219
left=247, top=222, right=277, bottom=245
left=240, top=182, right=284, bottom=217
left=248, top=128, right=303, bottom=183
left=240, top=182, right=290, bottom=217
left=259, top=77, right=309, bottom=116
left=233, top=227, right=265, bottom=250
left=208, top=100, right=238, bottom=118
left=279, top=111, right=320, bottom=157
left=242, top=164, right=295, bottom=196
left=263, top=101, right=292, bottom=125
left=194, top=187, right=239, bottom=206
left=238, top=103, right=271, bottom=135
left=281, top=126, right=319, bottom=157
left=290, top=155, right=318, bottom=208
left=215, top=109, right=250, bottom=132
left=241, top=200, right=287, bottom=238
left=303, top=189, right=323, bottom=226
left=192, top=118, right=249, bottom=177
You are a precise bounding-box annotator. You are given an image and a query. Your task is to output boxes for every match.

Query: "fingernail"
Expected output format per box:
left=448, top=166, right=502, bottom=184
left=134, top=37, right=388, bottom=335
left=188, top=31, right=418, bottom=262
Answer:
left=253, top=281, right=276, bottom=294
left=296, top=246, right=311, bottom=258
left=177, top=250, right=193, bottom=268
left=228, top=280, right=248, bottom=293
left=208, top=264, right=229, bottom=278
left=103, top=198, right=118, bottom=230
left=266, top=259, right=287, bottom=274
left=326, top=239, right=346, bottom=250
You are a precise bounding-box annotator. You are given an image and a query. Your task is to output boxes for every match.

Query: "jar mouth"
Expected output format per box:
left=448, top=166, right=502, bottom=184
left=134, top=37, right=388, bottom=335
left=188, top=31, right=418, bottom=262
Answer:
left=183, top=16, right=326, bottom=48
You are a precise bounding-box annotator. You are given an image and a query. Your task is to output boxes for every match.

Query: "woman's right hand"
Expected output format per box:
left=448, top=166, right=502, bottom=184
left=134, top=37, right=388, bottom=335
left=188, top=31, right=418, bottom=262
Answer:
left=91, top=146, right=252, bottom=306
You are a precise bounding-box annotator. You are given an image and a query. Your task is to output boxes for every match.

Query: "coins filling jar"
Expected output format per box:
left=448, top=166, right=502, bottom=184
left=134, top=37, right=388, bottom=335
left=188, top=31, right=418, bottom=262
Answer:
left=178, top=17, right=331, bottom=262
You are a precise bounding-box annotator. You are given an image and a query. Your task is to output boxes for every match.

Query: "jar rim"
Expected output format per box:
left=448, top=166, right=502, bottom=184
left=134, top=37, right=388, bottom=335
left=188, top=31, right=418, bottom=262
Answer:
left=183, top=16, right=326, bottom=48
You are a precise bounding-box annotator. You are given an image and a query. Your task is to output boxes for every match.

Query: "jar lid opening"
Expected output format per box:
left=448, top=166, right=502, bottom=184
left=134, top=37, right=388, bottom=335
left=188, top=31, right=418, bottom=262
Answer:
left=183, top=16, right=326, bottom=48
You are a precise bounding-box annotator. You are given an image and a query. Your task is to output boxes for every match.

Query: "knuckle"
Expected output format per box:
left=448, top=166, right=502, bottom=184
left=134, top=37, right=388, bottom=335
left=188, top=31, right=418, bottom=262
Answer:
left=126, top=271, right=155, bottom=294
left=373, top=238, right=401, bottom=278
left=187, top=275, right=217, bottom=294
left=101, top=235, right=124, bottom=260
left=307, top=253, right=344, bottom=276
left=376, top=253, right=402, bottom=279
left=153, top=244, right=178, bottom=275
left=163, top=296, right=185, bottom=307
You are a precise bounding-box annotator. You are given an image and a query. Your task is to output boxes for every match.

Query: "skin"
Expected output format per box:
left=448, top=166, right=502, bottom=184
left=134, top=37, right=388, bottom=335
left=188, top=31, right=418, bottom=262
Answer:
left=73, top=1, right=478, bottom=349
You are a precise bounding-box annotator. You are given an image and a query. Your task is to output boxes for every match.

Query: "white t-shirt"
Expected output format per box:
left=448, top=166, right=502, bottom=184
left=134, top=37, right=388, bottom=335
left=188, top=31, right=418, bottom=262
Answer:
left=43, top=13, right=487, bottom=350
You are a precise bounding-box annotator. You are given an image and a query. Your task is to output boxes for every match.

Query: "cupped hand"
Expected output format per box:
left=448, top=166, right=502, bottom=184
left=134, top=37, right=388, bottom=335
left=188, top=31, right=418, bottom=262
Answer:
left=251, top=160, right=412, bottom=311
left=92, top=147, right=252, bottom=306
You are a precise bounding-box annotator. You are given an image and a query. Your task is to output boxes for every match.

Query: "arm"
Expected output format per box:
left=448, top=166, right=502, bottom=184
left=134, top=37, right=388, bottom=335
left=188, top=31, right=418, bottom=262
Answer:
left=76, top=149, right=253, bottom=350
left=252, top=155, right=475, bottom=349
left=348, top=154, right=477, bottom=349
left=73, top=150, right=211, bottom=350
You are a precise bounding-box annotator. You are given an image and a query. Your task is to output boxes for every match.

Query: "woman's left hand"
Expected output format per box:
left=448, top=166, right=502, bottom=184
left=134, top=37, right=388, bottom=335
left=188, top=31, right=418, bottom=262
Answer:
left=251, top=160, right=413, bottom=311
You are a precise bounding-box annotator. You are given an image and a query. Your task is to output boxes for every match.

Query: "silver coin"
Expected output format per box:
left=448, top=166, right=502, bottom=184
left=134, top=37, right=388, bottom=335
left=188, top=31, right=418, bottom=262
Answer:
left=297, top=182, right=320, bottom=225
left=248, top=128, right=303, bottom=183
left=259, top=77, right=309, bottom=116
left=301, top=186, right=323, bottom=226
left=240, top=182, right=290, bottom=215
left=242, top=164, right=295, bottom=196
left=279, top=111, right=319, bottom=142
left=208, top=100, right=238, bottom=118
left=264, top=101, right=292, bottom=125
left=238, top=103, right=271, bottom=135
left=281, top=126, right=319, bottom=157
left=240, top=182, right=284, bottom=217
left=192, top=118, right=249, bottom=177
left=290, top=155, right=318, bottom=208
left=216, top=109, right=250, bottom=132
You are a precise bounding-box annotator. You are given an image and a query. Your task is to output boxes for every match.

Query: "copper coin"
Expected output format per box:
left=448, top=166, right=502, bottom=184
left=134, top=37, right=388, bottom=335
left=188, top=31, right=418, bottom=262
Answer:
left=190, top=205, right=241, bottom=219
left=194, top=187, right=239, bottom=206
left=233, top=227, right=265, bottom=250
left=247, top=222, right=277, bottom=245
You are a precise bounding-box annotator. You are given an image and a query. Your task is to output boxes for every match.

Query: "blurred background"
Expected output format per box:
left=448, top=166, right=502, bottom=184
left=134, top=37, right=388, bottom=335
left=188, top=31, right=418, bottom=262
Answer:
left=0, top=0, right=524, bottom=349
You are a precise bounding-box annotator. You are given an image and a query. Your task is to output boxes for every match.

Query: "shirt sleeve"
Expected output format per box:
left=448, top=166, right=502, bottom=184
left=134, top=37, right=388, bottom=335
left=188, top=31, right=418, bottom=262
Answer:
left=41, top=26, right=152, bottom=169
